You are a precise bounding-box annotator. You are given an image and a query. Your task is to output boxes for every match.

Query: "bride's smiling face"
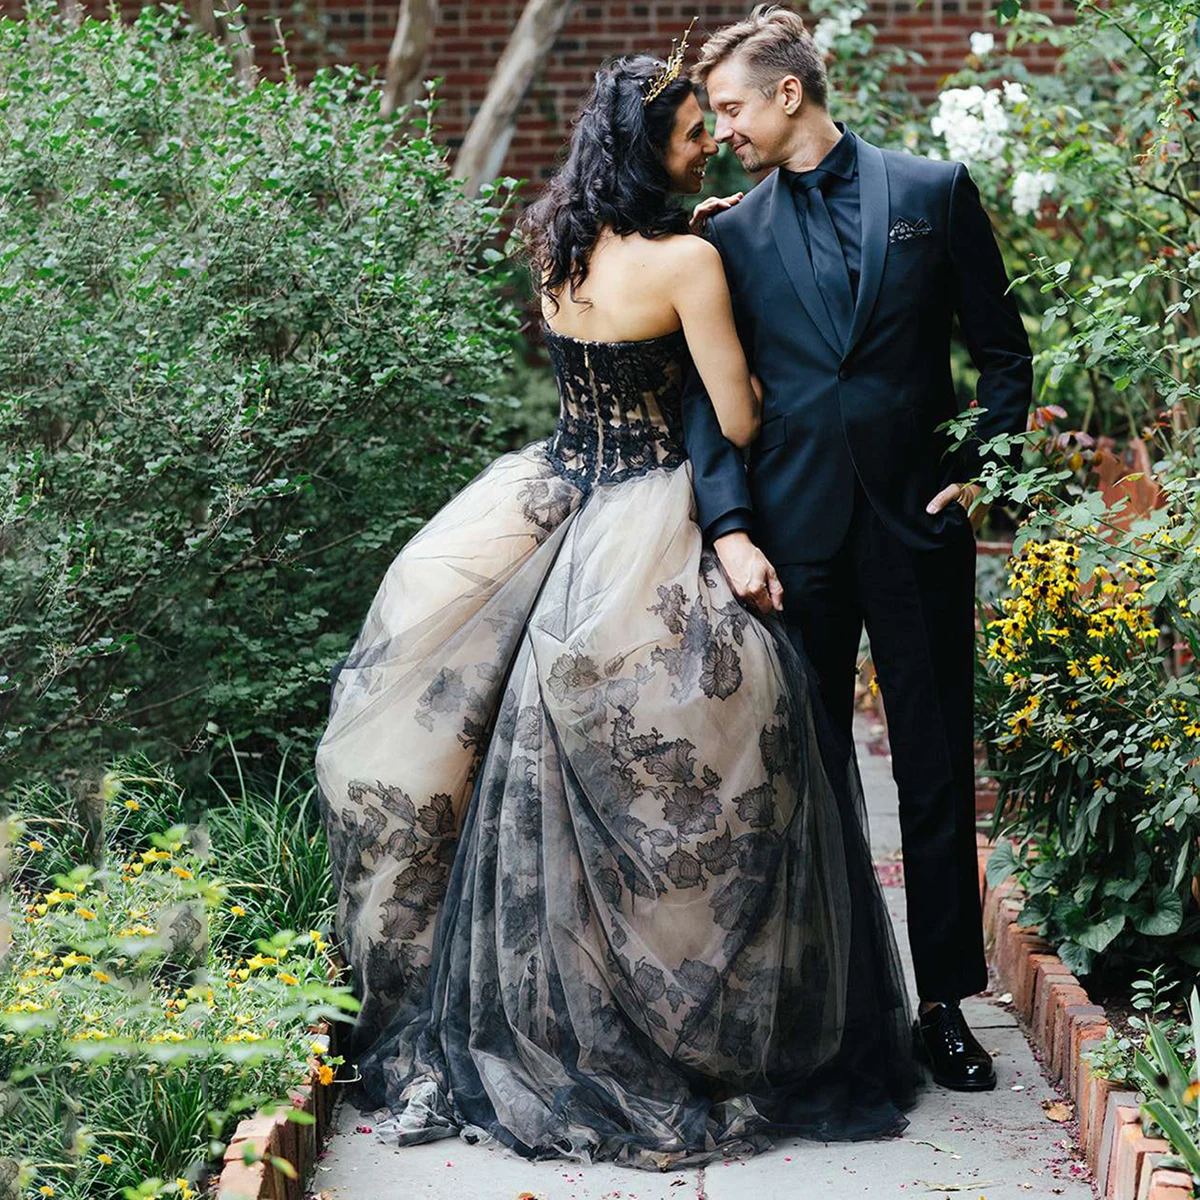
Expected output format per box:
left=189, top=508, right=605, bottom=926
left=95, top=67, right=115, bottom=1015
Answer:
left=661, top=93, right=719, bottom=195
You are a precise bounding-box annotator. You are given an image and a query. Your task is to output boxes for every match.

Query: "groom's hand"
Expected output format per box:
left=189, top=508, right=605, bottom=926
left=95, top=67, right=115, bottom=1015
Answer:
left=713, top=531, right=784, bottom=616
left=688, top=192, right=744, bottom=236
left=926, top=482, right=988, bottom=533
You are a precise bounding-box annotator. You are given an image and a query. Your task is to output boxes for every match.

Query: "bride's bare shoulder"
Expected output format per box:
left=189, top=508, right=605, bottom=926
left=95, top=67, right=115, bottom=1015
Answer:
left=653, top=234, right=723, bottom=288
left=633, top=231, right=718, bottom=275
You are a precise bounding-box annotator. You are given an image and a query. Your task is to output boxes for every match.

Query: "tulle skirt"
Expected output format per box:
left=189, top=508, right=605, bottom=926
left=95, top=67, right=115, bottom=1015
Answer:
left=314, top=440, right=921, bottom=1169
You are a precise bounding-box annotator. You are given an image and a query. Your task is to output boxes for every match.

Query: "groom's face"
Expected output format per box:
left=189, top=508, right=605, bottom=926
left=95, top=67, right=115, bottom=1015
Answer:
left=705, top=56, right=794, bottom=174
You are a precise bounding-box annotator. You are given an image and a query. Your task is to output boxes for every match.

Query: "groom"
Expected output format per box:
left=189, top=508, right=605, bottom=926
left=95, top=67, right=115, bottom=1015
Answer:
left=682, top=5, right=1033, bottom=1091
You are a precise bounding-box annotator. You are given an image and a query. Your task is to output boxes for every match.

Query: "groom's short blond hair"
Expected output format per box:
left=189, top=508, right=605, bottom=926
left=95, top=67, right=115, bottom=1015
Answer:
left=691, top=4, right=828, bottom=110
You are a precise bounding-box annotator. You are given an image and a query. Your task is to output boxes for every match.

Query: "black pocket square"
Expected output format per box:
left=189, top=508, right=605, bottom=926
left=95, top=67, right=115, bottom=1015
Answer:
left=888, top=217, right=933, bottom=244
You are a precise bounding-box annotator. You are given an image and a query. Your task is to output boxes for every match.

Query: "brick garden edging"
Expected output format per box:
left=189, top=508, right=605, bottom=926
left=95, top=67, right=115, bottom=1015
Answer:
left=215, top=1018, right=339, bottom=1200
left=212, top=944, right=351, bottom=1200
left=976, top=834, right=1196, bottom=1200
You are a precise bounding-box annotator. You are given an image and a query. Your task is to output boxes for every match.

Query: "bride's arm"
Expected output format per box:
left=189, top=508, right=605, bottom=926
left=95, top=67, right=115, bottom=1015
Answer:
left=668, top=238, right=760, bottom=448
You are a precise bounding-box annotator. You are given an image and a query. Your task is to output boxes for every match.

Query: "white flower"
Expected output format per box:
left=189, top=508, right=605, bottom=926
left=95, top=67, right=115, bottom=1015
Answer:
left=1011, top=169, right=1057, bottom=217
left=930, top=85, right=1010, bottom=168
left=813, top=3, right=865, bottom=55
left=970, top=31, right=995, bottom=57
left=1002, top=80, right=1028, bottom=105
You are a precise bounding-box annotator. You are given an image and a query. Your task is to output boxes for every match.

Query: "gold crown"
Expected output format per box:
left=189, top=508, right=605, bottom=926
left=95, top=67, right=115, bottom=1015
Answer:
left=642, top=16, right=698, bottom=107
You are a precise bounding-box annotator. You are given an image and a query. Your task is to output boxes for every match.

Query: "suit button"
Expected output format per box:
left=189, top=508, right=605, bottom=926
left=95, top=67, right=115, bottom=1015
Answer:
left=838, top=365, right=851, bottom=381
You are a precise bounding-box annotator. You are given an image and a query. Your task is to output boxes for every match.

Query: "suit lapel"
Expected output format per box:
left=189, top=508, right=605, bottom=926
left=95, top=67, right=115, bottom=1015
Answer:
left=845, top=136, right=889, bottom=359
left=766, top=169, right=842, bottom=357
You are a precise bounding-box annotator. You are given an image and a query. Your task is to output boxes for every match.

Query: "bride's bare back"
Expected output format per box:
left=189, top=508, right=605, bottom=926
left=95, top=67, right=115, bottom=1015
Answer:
left=541, top=229, right=762, bottom=446
left=542, top=231, right=692, bottom=343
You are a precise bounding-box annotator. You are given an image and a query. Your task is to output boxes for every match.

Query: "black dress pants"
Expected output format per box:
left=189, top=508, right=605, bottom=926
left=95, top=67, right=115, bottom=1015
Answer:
left=774, top=479, right=988, bottom=1003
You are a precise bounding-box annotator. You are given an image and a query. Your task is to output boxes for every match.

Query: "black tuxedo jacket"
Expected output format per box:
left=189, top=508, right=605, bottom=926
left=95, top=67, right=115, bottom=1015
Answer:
left=681, top=134, right=1033, bottom=565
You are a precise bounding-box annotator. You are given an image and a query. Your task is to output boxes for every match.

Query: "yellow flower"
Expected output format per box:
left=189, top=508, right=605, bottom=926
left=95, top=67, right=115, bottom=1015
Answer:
left=140, top=849, right=171, bottom=863
left=91, top=970, right=112, bottom=984
left=148, top=1030, right=189, bottom=1043
left=44, top=890, right=75, bottom=906
left=311, top=1041, right=327, bottom=1056
left=1066, top=660, right=1084, bottom=678
left=96, top=1153, right=113, bottom=1166
left=28, top=839, right=44, bottom=852
left=176, top=1179, right=195, bottom=1200
left=171, top=866, right=194, bottom=880
left=1151, top=736, right=1171, bottom=751
left=1051, top=738, right=1072, bottom=756
left=1184, top=722, right=1200, bottom=739
left=60, top=953, right=92, bottom=968
left=78, top=908, right=97, bottom=920
left=230, top=905, right=246, bottom=917
left=318, top=1064, right=334, bottom=1085
left=38, top=1186, right=55, bottom=1197
left=124, top=799, right=140, bottom=811
left=278, top=972, right=300, bottom=986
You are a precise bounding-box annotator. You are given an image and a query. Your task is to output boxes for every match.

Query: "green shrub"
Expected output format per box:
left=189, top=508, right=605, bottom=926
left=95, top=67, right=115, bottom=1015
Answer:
left=0, top=2, right=521, bottom=781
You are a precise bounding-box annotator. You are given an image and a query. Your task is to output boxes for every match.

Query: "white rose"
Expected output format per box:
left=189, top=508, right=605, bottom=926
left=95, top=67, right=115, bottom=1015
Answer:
left=1012, top=169, right=1056, bottom=217
left=813, top=4, right=865, bottom=54
left=1002, top=80, right=1028, bottom=105
left=970, top=31, right=995, bottom=57
left=932, top=85, right=1009, bottom=168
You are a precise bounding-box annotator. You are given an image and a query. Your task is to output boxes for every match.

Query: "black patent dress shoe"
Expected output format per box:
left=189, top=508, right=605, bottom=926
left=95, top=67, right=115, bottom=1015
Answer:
left=913, top=1002, right=997, bottom=1091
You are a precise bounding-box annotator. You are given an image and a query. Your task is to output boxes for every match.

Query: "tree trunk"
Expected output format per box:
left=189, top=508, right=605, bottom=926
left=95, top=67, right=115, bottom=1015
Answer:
left=382, top=0, right=437, bottom=118
left=452, top=0, right=578, bottom=197
left=194, top=0, right=256, bottom=85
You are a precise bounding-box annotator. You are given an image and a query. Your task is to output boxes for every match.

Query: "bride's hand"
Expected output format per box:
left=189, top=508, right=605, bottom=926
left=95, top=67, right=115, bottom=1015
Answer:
left=713, top=531, right=784, bottom=616
left=688, top=192, right=744, bottom=236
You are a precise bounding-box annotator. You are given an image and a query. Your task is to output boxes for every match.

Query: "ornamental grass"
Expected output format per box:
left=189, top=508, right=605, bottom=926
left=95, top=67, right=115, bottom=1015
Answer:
left=0, top=763, right=356, bottom=1200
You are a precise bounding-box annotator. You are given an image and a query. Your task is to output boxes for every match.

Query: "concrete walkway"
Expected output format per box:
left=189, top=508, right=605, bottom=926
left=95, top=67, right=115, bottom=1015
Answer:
left=310, top=719, right=1095, bottom=1200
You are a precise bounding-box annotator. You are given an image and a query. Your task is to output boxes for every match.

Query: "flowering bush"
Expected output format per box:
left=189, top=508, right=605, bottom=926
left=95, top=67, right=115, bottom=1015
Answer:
left=980, top=537, right=1200, bottom=978
left=1, top=765, right=356, bottom=1200
left=926, top=0, right=1200, bottom=445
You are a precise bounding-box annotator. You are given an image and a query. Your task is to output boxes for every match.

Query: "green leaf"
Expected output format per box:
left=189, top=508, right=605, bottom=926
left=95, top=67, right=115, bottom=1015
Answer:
left=1141, top=1100, right=1200, bottom=1179
left=1076, top=913, right=1126, bottom=953
left=1057, top=939, right=1095, bottom=978
left=1147, top=1022, right=1191, bottom=1103
left=986, top=839, right=1018, bottom=889
left=1130, top=888, right=1184, bottom=937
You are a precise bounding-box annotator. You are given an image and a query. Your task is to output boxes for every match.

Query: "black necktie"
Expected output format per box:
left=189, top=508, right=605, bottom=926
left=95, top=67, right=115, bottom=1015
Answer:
left=798, top=171, right=854, bottom=344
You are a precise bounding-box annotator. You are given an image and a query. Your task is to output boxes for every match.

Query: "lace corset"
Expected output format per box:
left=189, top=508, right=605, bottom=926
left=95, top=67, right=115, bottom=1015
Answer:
left=542, top=327, right=691, bottom=492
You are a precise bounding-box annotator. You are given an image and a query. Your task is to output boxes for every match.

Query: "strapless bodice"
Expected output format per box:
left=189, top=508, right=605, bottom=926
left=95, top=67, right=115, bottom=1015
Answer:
left=541, top=326, right=691, bottom=491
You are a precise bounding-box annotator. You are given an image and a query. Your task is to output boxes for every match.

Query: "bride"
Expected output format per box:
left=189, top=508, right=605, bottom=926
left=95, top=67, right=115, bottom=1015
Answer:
left=314, top=47, right=920, bottom=1170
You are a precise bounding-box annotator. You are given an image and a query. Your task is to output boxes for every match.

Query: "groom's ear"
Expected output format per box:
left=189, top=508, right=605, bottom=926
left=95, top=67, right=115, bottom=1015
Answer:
left=778, top=75, right=804, bottom=116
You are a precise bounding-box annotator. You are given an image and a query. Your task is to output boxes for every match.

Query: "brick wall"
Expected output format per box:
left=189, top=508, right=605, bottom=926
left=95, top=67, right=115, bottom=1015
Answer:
left=9, top=0, right=1071, bottom=186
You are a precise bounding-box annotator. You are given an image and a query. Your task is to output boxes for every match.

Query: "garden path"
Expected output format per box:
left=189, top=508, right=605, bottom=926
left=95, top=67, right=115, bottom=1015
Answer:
left=310, top=718, right=1096, bottom=1200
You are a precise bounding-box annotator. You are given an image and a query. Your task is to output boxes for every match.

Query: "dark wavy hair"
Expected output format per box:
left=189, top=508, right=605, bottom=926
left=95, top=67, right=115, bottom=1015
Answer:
left=519, top=55, right=697, bottom=315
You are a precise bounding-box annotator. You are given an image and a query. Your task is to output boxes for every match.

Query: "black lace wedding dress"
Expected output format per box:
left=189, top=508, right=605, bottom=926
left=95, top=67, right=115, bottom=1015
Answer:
left=314, top=325, right=921, bottom=1169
